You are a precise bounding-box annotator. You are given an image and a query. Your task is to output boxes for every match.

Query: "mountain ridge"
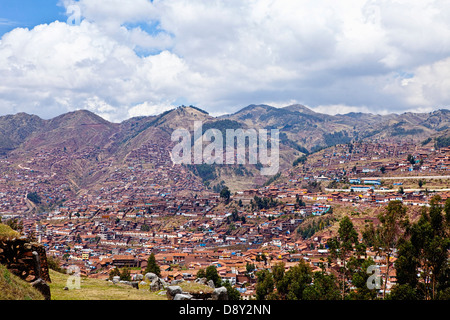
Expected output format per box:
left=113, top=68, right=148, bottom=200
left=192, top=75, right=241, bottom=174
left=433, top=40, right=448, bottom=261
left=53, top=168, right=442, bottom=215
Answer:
left=0, top=104, right=449, bottom=191
left=1, top=104, right=448, bottom=128
left=2, top=104, right=449, bottom=155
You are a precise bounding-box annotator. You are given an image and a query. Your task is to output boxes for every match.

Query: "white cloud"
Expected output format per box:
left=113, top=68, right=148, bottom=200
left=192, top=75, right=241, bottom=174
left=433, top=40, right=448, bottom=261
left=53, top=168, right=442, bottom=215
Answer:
left=127, top=101, right=174, bottom=118
left=0, top=0, right=450, bottom=121
left=0, top=20, right=196, bottom=122
left=312, top=104, right=391, bottom=116
left=386, top=57, right=450, bottom=109
left=61, top=0, right=157, bottom=26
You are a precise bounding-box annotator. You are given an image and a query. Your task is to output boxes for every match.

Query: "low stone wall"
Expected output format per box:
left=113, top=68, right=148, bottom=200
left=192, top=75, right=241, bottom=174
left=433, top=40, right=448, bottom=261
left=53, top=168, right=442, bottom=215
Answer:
left=0, top=237, right=51, bottom=299
left=0, top=237, right=50, bottom=283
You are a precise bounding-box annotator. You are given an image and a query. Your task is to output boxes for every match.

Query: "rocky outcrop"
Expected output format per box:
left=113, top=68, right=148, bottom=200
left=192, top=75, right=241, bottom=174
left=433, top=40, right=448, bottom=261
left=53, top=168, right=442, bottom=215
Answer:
left=144, top=272, right=158, bottom=282
left=207, top=280, right=215, bottom=289
left=174, top=293, right=193, bottom=300
left=109, top=276, right=139, bottom=289
left=212, top=287, right=228, bottom=300
left=142, top=272, right=168, bottom=292
left=166, top=284, right=228, bottom=301
left=31, top=278, right=51, bottom=300
left=195, top=277, right=207, bottom=285
left=150, top=277, right=166, bottom=291
left=166, top=285, right=183, bottom=299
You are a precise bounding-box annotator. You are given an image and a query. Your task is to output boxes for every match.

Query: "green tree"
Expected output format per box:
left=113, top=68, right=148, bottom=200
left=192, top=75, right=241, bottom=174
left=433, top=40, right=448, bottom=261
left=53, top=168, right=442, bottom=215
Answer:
left=444, top=198, right=450, bottom=224
left=47, top=255, right=65, bottom=273
left=271, top=262, right=285, bottom=286
left=293, top=155, right=307, bottom=167
left=197, top=268, right=206, bottom=279
left=27, top=192, right=41, bottom=204
left=296, top=195, right=305, bottom=207
left=205, top=265, right=222, bottom=287
left=409, top=196, right=450, bottom=300
left=327, top=216, right=360, bottom=299
left=260, top=253, right=268, bottom=266
left=278, top=260, right=312, bottom=300
left=220, top=186, right=231, bottom=204
left=394, top=238, right=419, bottom=291
left=120, top=267, right=131, bottom=281
left=144, top=253, right=161, bottom=277
left=6, top=218, right=23, bottom=233
left=255, top=269, right=274, bottom=300
left=222, top=281, right=241, bottom=300
left=109, top=267, right=121, bottom=280
left=365, top=200, right=409, bottom=299
left=246, top=262, right=256, bottom=274
left=388, top=284, right=418, bottom=300
left=347, top=257, right=378, bottom=300
left=303, top=271, right=340, bottom=300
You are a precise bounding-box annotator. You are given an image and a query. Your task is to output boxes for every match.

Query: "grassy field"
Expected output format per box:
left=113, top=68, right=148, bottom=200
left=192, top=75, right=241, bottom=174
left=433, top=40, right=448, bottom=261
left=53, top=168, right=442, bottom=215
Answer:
left=48, top=270, right=167, bottom=300
left=0, top=224, right=20, bottom=239
left=178, top=281, right=214, bottom=294
left=48, top=270, right=214, bottom=300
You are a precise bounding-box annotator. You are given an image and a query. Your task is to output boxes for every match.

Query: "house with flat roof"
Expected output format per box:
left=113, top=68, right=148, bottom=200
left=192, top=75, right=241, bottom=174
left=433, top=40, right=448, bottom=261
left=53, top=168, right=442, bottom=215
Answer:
left=363, top=179, right=381, bottom=185
left=350, top=185, right=374, bottom=192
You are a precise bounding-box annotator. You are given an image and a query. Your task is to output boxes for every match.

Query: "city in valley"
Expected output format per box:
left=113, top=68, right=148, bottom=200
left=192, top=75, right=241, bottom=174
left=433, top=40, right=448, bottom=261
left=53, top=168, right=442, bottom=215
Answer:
left=1, top=106, right=449, bottom=300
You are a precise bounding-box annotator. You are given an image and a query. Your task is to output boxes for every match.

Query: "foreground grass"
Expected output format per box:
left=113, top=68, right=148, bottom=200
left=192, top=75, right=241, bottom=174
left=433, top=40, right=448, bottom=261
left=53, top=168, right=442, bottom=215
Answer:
left=1, top=263, right=213, bottom=300
left=0, top=224, right=20, bottom=239
left=49, top=270, right=167, bottom=300
left=179, top=281, right=214, bottom=294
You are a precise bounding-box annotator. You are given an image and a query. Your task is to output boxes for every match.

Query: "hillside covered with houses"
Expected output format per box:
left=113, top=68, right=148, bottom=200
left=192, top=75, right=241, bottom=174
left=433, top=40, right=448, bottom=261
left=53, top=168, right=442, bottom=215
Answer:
left=1, top=108, right=449, bottom=300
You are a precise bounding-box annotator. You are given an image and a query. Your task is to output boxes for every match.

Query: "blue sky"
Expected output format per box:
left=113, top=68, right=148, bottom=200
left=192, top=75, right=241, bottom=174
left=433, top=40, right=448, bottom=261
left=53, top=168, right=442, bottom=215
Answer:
left=0, top=1, right=66, bottom=35
left=0, top=0, right=449, bottom=122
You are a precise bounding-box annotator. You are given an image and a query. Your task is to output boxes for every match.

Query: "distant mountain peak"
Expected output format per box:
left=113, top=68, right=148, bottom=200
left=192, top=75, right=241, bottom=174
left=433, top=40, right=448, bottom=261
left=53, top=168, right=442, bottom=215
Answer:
left=234, top=104, right=275, bottom=114
left=1, top=112, right=42, bottom=120
left=64, top=109, right=106, bottom=119
left=163, top=105, right=212, bottom=119
left=283, top=104, right=318, bottom=116
left=48, top=109, right=113, bottom=127
left=177, top=105, right=209, bottom=115
left=247, top=104, right=274, bottom=109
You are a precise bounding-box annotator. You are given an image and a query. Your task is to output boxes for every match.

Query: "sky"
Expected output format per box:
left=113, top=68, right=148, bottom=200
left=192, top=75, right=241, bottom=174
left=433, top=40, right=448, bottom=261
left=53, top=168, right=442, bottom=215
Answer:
left=0, top=0, right=450, bottom=122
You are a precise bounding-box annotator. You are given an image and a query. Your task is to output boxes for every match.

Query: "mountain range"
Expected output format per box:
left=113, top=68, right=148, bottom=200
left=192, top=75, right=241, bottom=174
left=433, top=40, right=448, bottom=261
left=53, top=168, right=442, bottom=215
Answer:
left=1, top=104, right=449, bottom=191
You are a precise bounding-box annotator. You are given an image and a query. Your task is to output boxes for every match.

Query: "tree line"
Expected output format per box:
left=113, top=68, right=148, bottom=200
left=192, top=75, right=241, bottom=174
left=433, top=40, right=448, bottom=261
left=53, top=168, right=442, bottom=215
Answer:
left=256, top=197, right=450, bottom=300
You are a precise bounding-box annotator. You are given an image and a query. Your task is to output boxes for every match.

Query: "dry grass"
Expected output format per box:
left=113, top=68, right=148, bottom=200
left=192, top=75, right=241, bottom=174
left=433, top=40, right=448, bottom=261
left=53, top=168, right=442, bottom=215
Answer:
left=178, top=281, right=214, bottom=294
left=0, top=224, right=20, bottom=239
left=48, top=270, right=167, bottom=300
